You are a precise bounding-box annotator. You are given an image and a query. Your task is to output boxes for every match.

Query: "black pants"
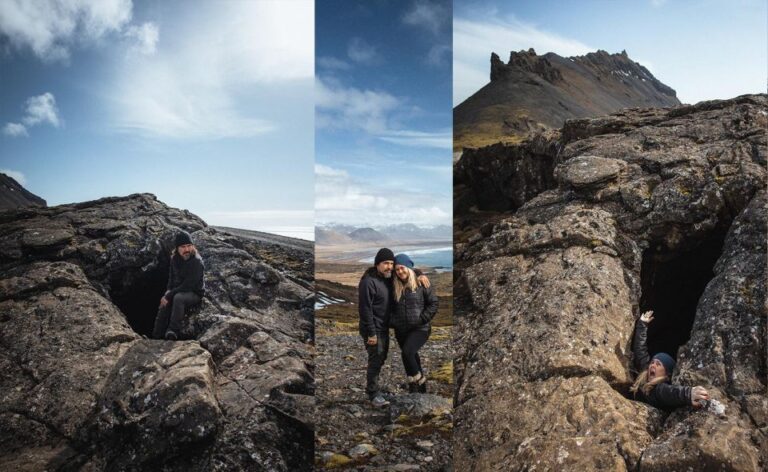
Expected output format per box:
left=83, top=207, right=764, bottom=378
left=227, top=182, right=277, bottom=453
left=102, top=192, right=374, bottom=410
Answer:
left=395, top=328, right=430, bottom=377
left=152, top=292, right=201, bottom=339
left=364, top=331, right=389, bottom=399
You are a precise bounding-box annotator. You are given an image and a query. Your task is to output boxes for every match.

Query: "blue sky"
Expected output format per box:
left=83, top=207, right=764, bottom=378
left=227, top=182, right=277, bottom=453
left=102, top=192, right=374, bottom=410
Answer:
left=315, top=0, right=453, bottom=227
left=454, top=0, right=767, bottom=105
left=0, top=0, right=314, bottom=240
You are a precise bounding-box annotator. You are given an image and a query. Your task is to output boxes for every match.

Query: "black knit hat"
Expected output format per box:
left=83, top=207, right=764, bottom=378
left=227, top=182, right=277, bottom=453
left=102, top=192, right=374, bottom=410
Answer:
left=374, top=248, right=395, bottom=265
left=174, top=231, right=193, bottom=248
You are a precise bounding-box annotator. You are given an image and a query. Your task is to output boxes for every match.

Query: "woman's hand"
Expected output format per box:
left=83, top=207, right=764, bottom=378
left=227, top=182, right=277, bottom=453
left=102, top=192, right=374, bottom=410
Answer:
left=691, top=386, right=710, bottom=407
left=640, top=310, right=654, bottom=324
left=366, top=336, right=377, bottom=346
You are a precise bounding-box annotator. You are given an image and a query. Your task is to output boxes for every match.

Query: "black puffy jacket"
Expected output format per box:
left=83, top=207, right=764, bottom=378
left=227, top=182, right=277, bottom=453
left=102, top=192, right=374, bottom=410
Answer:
left=632, top=320, right=691, bottom=410
left=164, top=252, right=205, bottom=301
left=390, top=285, right=438, bottom=333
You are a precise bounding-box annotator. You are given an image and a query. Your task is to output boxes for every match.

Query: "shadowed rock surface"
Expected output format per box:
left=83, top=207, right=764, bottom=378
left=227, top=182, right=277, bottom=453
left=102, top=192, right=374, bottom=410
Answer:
left=454, top=49, right=680, bottom=150
left=0, top=193, right=314, bottom=471
left=0, top=173, right=46, bottom=210
left=454, top=95, right=767, bottom=471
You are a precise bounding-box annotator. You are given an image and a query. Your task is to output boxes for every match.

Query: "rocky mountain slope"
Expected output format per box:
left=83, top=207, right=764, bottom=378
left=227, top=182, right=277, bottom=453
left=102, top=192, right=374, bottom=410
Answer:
left=454, top=49, right=681, bottom=150
left=0, top=173, right=46, bottom=209
left=453, top=94, right=767, bottom=470
left=0, top=194, right=314, bottom=471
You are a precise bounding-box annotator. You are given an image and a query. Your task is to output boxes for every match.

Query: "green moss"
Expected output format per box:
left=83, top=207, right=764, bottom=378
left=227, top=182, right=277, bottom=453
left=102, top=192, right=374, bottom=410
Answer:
left=429, top=361, right=453, bottom=384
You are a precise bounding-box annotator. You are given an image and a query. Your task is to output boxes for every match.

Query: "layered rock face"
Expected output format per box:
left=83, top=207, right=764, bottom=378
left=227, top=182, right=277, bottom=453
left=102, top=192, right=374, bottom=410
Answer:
left=454, top=95, right=767, bottom=471
left=0, top=194, right=314, bottom=471
left=454, top=49, right=681, bottom=150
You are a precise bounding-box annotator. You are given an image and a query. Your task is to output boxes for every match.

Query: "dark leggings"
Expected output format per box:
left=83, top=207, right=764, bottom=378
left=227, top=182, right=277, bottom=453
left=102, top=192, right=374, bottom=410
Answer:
left=395, top=328, right=430, bottom=377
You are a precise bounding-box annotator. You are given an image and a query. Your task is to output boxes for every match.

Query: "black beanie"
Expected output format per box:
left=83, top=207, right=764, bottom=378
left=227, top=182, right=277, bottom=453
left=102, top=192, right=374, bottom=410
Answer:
left=374, top=248, right=395, bottom=265
left=175, top=231, right=193, bottom=248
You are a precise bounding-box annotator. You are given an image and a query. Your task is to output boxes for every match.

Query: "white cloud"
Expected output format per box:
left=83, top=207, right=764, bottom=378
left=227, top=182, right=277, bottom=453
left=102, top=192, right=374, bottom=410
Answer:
left=125, top=21, right=158, bottom=55
left=109, top=1, right=313, bottom=139
left=426, top=43, right=451, bottom=66
left=316, top=79, right=400, bottom=134
left=2, top=122, right=28, bottom=137
left=317, top=56, right=351, bottom=70
left=403, top=0, right=450, bottom=36
left=3, top=92, right=61, bottom=137
left=454, top=16, right=594, bottom=105
left=0, top=169, right=27, bottom=185
left=378, top=129, right=452, bottom=149
left=315, top=164, right=451, bottom=226
left=347, top=37, right=379, bottom=64
left=0, top=0, right=132, bottom=61
left=22, top=93, right=61, bottom=127
left=317, top=79, right=450, bottom=149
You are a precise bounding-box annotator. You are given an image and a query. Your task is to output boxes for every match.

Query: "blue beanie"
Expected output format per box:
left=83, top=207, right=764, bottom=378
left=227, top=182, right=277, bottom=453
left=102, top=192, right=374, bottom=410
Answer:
left=394, top=253, right=414, bottom=269
left=652, top=352, right=676, bottom=376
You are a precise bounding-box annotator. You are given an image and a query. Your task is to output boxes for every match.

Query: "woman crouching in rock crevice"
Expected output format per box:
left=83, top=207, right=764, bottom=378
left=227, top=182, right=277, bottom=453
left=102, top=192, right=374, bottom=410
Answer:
left=630, top=310, right=709, bottom=410
left=391, top=253, right=438, bottom=394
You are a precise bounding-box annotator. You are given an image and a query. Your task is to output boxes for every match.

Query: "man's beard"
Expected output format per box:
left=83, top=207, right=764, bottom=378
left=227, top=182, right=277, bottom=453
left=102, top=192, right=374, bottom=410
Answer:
left=382, top=271, right=392, bottom=278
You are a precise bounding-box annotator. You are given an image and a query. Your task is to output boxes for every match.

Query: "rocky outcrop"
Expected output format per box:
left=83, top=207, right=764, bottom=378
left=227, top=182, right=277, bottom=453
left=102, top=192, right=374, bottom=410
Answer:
left=454, top=95, right=767, bottom=470
left=0, top=194, right=314, bottom=471
left=455, top=49, right=681, bottom=150
left=0, top=173, right=46, bottom=209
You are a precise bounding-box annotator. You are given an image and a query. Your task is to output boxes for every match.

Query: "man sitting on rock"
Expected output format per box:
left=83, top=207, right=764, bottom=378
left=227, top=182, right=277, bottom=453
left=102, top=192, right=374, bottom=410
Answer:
left=358, top=248, right=429, bottom=407
left=153, top=231, right=205, bottom=341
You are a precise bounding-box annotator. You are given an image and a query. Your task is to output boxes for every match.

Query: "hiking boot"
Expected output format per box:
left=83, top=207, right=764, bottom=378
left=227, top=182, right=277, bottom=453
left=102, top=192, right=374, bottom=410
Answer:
left=165, top=331, right=178, bottom=341
left=370, top=394, right=390, bottom=408
left=418, top=379, right=427, bottom=394
left=408, top=382, right=419, bottom=393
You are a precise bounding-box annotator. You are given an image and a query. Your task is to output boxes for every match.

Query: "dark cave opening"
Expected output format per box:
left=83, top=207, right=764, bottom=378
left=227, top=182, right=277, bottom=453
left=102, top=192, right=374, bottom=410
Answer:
left=639, top=227, right=729, bottom=360
left=109, top=251, right=171, bottom=337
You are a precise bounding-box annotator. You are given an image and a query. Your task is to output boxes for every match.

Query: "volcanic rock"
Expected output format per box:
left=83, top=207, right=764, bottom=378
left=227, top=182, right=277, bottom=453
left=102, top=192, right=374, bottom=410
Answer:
left=455, top=49, right=681, bottom=150
left=0, top=193, right=314, bottom=471
left=0, top=173, right=46, bottom=210
left=454, top=95, right=767, bottom=470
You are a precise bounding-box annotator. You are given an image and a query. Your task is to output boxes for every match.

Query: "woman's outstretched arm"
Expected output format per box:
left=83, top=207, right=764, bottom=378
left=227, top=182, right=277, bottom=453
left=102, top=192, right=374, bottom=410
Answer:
left=633, top=310, right=653, bottom=371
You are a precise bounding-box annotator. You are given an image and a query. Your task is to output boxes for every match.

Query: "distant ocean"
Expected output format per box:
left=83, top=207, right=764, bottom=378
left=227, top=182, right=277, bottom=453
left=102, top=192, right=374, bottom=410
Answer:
left=359, top=246, right=453, bottom=272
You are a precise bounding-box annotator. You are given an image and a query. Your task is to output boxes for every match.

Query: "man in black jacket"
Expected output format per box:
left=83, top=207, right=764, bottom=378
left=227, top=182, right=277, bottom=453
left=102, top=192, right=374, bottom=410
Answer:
left=358, top=248, right=428, bottom=407
left=152, top=231, right=205, bottom=340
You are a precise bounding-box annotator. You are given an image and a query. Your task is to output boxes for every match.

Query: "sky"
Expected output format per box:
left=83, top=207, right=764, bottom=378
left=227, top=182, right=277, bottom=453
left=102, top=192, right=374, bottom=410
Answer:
left=454, top=0, right=767, bottom=105
left=315, top=0, right=453, bottom=228
left=0, top=0, right=315, bottom=240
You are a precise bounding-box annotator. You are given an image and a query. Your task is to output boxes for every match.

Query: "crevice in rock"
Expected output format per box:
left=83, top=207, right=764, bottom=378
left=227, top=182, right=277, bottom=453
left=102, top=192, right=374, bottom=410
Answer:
left=639, top=225, right=729, bottom=359
left=107, top=249, right=170, bottom=337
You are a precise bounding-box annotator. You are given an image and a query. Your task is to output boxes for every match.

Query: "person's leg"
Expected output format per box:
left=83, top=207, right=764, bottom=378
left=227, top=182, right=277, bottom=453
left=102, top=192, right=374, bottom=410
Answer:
left=152, top=304, right=171, bottom=339
left=400, top=330, right=429, bottom=376
left=365, top=330, right=391, bottom=400
left=167, top=292, right=201, bottom=336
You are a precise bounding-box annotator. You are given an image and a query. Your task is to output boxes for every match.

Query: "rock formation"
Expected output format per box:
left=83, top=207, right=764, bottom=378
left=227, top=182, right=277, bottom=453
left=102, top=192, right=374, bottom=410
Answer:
left=0, top=194, right=314, bottom=471
left=454, top=49, right=681, bottom=150
left=454, top=94, right=766, bottom=470
left=0, top=173, right=46, bottom=209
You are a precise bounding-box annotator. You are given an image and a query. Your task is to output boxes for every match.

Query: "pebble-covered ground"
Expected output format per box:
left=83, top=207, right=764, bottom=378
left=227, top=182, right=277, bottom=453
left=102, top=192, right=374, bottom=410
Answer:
left=315, top=317, right=453, bottom=471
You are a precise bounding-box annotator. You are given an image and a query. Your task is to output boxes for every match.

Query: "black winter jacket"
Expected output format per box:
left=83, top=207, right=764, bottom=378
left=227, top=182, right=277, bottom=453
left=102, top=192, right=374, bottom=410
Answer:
left=632, top=320, right=691, bottom=410
left=391, top=286, right=438, bottom=333
left=165, top=252, right=205, bottom=301
left=358, top=268, right=392, bottom=338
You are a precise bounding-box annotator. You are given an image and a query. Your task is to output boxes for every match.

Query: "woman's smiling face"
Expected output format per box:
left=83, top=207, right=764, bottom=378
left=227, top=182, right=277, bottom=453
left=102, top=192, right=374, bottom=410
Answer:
left=395, top=264, right=409, bottom=281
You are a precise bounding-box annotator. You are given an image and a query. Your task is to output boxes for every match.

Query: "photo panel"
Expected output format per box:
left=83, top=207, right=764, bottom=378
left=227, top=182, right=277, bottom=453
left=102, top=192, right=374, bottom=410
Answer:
left=452, top=1, right=767, bottom=470
left=0, top=1, right=315, bottom=470
left=314, top=0, right=454, bottom=469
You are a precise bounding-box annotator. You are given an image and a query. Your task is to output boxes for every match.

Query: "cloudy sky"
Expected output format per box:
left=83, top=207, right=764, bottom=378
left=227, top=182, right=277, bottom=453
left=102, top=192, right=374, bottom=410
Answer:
left=315, top=0, right=452, bottom=227
left=454, top=0, right=767, bottom=105
left=0, top=0, right=314, bottom=240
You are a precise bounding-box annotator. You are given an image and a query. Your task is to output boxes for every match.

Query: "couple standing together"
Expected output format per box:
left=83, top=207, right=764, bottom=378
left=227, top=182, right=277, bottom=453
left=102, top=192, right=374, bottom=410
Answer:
left=358, top=248, right=438, bottom=407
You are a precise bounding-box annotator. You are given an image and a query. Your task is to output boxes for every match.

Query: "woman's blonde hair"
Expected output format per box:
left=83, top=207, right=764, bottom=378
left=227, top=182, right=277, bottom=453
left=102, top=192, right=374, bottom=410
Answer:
left=393, top=266, right=418, bottom=301
left=630, top=370, right=668, bottom=396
